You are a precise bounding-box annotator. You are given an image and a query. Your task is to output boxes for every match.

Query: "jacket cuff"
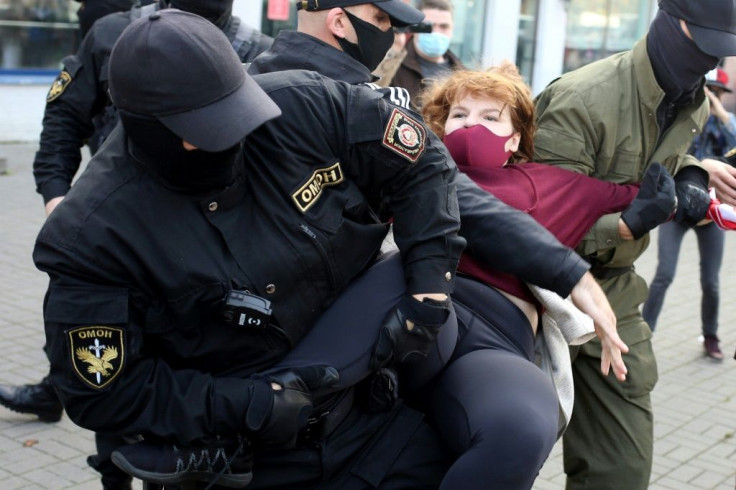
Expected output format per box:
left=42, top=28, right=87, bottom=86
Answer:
left=213, top=377, right=255, bottom=436
left=40, top=181, right=72, bottom=204
left=404, top=258, right=456, bottom=295
left=549, top=251, right=590, bottom=298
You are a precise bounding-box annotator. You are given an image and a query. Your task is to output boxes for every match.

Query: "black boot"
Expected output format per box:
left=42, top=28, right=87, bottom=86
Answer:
left=0, top=375, right=63, bottom=422
left=88, top=453, right=133, bottom=490
left=111, top=436, right=253, bottom=488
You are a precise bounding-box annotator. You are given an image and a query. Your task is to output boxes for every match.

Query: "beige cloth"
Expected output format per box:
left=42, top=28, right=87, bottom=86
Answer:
left=528, top=284, right=596, bottom=438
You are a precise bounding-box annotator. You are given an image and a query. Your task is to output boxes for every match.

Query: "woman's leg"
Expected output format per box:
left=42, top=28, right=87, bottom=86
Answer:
left=426, top=277, right=558, bottom=490
left=642, top=220, right=688, bottom=331
left=276, top=251, right=457, bottom=390
left=695, top=222, right=725, bottom=337
left=431, top=349, right=559, bottom=490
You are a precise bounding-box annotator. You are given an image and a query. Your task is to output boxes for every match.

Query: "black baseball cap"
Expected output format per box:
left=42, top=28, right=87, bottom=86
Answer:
left=108, top=9, right=281, bottom=152
left=296, top=0, right=424, bottom=27
left=659, top=0, right=736, bottom=58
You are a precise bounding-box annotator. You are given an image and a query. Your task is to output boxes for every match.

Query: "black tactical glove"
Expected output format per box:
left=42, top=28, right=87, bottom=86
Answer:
left=244, top=365, right=338, bottom=448
left=620, top=162, right=677, bottom=239
left=673, top=165, right=711, bottom=227
left=370, top=295, right=451, bottom=370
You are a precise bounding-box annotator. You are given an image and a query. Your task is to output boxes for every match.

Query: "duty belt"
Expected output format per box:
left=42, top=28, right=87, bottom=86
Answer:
left=299, top=387, right=354, bottom=443
left=588, top=263, right=634, bottom=280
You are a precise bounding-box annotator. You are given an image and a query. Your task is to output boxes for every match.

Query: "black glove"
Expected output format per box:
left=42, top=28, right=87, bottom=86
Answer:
left=244, top=365, right=338, bottom=448
left=673, top=165, right=711, bottom=227
left=370, top=295, right=451, bottom=370
left=620, top=162, right=677, bottom=239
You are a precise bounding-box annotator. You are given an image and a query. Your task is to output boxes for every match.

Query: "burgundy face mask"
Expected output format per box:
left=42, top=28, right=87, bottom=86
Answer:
left=443, top=124, right=515, bottom=169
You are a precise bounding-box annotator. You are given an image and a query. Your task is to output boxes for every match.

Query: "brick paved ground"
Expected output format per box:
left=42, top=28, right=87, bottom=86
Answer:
left=1, top=142, right=735, bottom=489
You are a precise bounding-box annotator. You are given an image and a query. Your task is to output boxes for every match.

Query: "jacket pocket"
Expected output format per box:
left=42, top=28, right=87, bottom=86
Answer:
left=46, top=286, right=128, bottom=325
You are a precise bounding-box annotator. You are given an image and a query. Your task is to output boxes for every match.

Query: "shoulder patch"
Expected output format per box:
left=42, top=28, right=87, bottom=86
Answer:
left=382, top=108, right=426, bottom=162
left=46, top=70, right=72, bottom=102
left=292, top=162, right=344, bottom=213
left=68, top=326, right=125, bottom=389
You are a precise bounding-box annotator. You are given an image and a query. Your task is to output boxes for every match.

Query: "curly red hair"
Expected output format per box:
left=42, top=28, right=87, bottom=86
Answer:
left=420, top=61, right=536, bottom=164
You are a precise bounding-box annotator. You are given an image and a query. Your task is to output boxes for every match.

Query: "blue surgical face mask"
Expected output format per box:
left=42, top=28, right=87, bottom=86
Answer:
left=416, top=32, right=451, bottom=58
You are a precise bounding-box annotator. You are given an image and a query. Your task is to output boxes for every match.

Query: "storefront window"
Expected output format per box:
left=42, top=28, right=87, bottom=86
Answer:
left=260, top=0, right=296, bottom=38
left=0, top=0, right=78, bottom=74
left=563, top=0, right=653, bottom=72
left=451, top=0, right=486, bottom=67
left=517, top=0, right=539, bottom=84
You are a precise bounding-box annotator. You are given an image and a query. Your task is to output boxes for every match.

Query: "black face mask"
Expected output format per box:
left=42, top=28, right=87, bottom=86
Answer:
left=335, top=9, right=395, bottom=72
left=647, top=9, right=720, bottom=105
left=120, top=111, right=240, bottom=194
left=168, top=0, right=233, bottom=29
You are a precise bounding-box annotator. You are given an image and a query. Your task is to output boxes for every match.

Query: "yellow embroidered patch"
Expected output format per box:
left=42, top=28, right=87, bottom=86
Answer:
left=68, top=326, right=124, bottom=389
left=46, top=71, right=72, bottom=102
left=292, top=162, right=344, bottom=212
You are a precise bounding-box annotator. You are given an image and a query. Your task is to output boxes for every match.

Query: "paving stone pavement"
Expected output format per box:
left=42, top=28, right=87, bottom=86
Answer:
left=1, top=142, right=735, bottom=489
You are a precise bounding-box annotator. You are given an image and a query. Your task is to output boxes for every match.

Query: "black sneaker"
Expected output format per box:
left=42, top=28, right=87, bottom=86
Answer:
left=111, top=436, right=253, bottom=488
left=0, top=376, right=63, bottom=422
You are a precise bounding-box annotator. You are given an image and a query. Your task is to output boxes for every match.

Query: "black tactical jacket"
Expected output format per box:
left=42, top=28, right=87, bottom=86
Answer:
left=250, top=31, right=589, bottom=296
left=34, top=70, right=462, bottom=444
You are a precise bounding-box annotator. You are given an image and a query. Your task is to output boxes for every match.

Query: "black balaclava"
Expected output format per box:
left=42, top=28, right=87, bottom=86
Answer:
left=647, top=9, right=719, bottom=106
left=168, top=0, right=233, bottom=29
left=120, top=111, right=240, bottom=194
left=77, top=0, right=133, bottom=39
left=335, top=9, right=395, bottom=72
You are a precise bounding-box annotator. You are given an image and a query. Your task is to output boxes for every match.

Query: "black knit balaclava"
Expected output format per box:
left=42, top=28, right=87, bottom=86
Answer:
left=120, top=111, right=240, bottom=194
left=168, top=0, right=233, bottom=29
left=647, top=8, right=719, bottom=105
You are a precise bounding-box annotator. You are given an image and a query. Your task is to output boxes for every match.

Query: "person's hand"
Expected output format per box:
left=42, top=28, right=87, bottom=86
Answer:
left=370, top=293, right=451, bottom=370
left=244, top=365, right=338, bottom=448
left=700, top=158, right=736, bottom=205
left=620, top=162, right=676, bottom=239
left=45, top=196, right=64, bottom=217
left=673, top=166, right=711, bottom=226
left=705, top=87, right=731, bottom=124
left=569, top=272, right=628, bottom=381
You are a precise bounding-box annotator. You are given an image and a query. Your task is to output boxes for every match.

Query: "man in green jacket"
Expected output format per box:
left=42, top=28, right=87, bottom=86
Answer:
left=533, top=0, right=736, bottom=488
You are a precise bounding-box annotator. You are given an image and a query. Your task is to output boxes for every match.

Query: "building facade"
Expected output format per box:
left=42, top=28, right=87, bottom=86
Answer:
left=3, top=0, right=733, bottom=143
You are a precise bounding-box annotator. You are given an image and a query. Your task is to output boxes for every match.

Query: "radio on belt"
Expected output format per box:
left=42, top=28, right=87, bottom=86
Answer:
left=221, top=290, right=272, bottom=328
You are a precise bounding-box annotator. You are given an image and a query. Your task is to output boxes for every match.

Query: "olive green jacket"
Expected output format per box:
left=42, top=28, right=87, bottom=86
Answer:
left=533, top=37, right=709, bottom=269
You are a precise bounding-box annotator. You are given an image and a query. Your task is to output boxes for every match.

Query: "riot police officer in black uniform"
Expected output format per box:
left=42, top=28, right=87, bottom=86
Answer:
left=250, top=0, right=606, bottom=322
left=32, top=0, right=273, bottom=217
left=35, top=9, right=463, bottom=489
left=0, top=3, right=273, bottom=487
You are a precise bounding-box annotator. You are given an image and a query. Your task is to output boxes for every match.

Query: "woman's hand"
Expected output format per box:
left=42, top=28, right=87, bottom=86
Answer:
left=570, top=272, right=629, bottom=381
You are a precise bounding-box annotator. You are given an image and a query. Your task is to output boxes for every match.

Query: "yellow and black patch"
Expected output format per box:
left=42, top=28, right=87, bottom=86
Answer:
left=46, top=70, right=72, bottom=102
left=292, top=162, right=344, bottom=213
left=725, top=146, right=736, bottom=159
left=68, top=326, right=124, bottom=390
left=382, top=108, right=426, bottom=162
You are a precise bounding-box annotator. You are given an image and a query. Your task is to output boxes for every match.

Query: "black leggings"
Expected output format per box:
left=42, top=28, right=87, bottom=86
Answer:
left=431, top=277, right=559, bottom=490
left=277, top=251, right=457, bottom=391
left=279, top=255, right=559, bottom=490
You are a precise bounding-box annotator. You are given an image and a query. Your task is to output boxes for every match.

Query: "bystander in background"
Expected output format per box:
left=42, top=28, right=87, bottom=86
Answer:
left=643, top=67, right=736, bottom=360
left=390, top=0, right=463, bottom=109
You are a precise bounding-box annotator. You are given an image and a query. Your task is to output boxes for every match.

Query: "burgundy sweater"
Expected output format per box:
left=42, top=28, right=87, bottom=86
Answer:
left=458, top=163, right=639, bottom=303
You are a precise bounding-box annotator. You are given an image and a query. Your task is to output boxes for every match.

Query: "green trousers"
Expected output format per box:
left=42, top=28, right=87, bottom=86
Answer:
left=563, top=270, right=659, bottom=490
